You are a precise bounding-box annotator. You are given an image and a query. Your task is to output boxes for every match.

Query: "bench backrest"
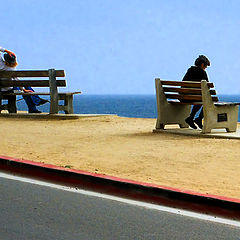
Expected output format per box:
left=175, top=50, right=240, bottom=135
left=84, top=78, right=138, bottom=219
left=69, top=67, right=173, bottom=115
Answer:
left=159, top=80, right=219, bottom=102
left=0, top=69, right=66, bottom=88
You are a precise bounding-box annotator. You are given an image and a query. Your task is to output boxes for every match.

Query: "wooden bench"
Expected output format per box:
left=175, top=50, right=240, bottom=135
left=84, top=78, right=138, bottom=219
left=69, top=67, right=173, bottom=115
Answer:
left=0, top=69, right=81, bottom=114
left=155, top=78, right=240, bottom=133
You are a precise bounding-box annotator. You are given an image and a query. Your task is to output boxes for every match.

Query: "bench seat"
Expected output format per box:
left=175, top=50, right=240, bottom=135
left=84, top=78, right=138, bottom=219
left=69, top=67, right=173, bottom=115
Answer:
left=168, top=100, right=240, bottom=106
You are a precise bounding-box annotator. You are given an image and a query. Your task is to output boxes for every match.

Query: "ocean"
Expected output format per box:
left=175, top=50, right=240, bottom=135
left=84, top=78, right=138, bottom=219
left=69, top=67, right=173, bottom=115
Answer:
left=15, top=94, right=240, bottom=121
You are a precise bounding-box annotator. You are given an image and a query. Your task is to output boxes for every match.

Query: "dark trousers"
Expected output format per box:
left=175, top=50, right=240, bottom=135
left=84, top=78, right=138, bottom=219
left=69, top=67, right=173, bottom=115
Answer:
left=190, top=105, right=203, bottom=120
left=23, top=95, right=38, bottom=112
left=18, top=87, right=41, bottom=113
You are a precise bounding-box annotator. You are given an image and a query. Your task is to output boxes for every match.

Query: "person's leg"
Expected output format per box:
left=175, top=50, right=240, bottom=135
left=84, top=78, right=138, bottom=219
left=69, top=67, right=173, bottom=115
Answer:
left=198, top=108, right=204, bottom=119
left=190, top=105, right=202, bottom=118
left=25, top=87, right=48, bottom=106
left=31, top=95, right=41, bottom=105
left=25, top=87, right=40, bottom=105
left=194, top=108, right=204, bottom=129
left=23, top=95, right=41, bottom=113
left=185, top=105, right=202, bottom=129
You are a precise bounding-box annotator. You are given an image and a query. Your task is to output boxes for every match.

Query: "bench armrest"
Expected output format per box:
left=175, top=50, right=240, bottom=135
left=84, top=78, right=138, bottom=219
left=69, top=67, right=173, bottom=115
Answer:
left=214, top=102, right=240, bottom=106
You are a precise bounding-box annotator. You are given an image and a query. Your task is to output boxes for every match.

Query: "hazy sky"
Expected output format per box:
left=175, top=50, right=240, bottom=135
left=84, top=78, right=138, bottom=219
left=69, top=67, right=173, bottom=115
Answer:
left=2, top=0, right=240, bottom=94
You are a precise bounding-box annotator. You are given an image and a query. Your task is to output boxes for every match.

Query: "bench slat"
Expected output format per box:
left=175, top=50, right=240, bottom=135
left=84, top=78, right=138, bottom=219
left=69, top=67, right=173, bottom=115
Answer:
left=163, top=87, right=216, bottom=95
left=161, top=80, right=214, bottom=88
left=168, top=101, right=231, bottom=106
left=0, top=70, right=65, bottom=78
left=2, top=91, right=81, bottom=96
left=3, top=92, right=50, bottom=95
left=165, top=93, right=219, bottom=102
left=214, top=102, right=240, bottom=106
left=0, top=80, right=66, bottom=87
left=58, top=91, right=82, bottom=95
left=168, top=100, right=203, bottom=105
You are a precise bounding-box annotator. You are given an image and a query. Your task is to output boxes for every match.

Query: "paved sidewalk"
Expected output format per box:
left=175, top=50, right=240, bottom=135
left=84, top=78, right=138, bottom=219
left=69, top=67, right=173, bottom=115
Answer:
left=153, top=126, right=240, bottom=140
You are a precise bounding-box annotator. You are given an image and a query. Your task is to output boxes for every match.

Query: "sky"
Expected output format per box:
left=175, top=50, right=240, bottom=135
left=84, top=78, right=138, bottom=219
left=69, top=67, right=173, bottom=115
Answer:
left=1, top=0, right=240, bottom=94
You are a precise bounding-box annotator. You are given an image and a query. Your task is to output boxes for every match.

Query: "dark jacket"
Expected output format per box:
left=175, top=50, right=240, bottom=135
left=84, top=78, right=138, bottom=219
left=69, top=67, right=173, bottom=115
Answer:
left=182, top=66, right=208, bottom=82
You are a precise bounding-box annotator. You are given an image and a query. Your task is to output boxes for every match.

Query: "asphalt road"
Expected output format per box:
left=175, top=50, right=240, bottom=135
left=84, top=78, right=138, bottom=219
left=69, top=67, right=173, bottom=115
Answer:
left=0, top=174, right=240, bottom=240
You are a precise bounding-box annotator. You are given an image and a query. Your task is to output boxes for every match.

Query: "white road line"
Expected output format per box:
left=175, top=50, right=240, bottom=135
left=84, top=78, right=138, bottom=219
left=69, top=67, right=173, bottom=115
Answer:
left=0, top=171, right=240, bottom=227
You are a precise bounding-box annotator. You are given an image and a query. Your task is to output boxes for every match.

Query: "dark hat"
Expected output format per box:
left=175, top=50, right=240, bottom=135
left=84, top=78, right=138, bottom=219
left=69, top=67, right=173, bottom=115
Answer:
left=3, top=53, right=16, bottom=64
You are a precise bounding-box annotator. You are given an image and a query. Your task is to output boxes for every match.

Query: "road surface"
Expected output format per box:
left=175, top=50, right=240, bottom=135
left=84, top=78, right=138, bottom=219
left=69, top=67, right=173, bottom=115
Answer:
left=0, top=172, right=239, bottom=240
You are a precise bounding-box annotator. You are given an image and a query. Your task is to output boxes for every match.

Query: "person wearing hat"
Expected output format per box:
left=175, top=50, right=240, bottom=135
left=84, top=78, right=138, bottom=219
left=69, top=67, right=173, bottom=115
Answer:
left=0, top=47, right=48, bottom=113
left=182, top=55, right=211, bottom=129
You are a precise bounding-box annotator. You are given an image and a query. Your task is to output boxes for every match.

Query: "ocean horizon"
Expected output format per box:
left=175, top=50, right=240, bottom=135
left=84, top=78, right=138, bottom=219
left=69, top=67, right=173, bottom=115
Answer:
left=15, top=94, right=240, bottom=121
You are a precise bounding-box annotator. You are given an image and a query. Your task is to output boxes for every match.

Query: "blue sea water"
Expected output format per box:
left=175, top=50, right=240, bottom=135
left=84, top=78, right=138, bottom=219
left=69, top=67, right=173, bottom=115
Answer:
left=16, top=94, right=240, bottom=121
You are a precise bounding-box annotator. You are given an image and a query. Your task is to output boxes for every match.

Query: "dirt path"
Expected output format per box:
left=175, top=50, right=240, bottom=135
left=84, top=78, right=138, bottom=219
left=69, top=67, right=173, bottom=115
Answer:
left=1, top=115, right=240, bottom=199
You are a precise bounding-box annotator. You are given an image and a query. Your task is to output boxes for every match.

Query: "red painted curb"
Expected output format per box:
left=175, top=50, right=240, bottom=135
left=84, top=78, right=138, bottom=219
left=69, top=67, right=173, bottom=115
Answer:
left=0, top=155, right=240, bottom=220
left=1, top=155, right=240, bottom=205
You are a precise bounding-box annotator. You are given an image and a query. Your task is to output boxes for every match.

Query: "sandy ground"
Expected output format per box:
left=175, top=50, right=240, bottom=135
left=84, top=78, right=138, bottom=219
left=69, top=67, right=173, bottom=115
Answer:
left=1, top=115, right=240, bottom=199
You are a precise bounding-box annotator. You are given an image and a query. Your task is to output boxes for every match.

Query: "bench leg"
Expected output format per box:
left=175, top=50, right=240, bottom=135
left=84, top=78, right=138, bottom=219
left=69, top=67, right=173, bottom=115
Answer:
left=7, top=95, right=17, bottom=113
left=226, top=126, right=237, bottom=132
left=179, top=123, right=188, bottom=128
left=50, top=100, right=58, bottom=114
left=0, top=97, right=2, bottom=113
left=0, top=94, right=17, bottom=113
left=202, top=126, right=212, bottom=134
left=155, top=119, right=165, bottom=129
left=159, top=123, right=165, bottom=129
left=63, top=95, right=73, bottom=114
left=0, top=97, right=9, bottom=113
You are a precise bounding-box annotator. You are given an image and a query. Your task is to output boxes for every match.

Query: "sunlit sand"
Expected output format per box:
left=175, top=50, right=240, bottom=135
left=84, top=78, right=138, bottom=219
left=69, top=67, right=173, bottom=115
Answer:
left=1, top=115, right=240, bottom=199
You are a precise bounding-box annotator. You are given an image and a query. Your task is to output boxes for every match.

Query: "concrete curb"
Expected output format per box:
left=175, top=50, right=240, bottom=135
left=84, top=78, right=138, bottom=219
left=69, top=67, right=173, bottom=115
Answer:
left=0, top=155, right=240, bottom=221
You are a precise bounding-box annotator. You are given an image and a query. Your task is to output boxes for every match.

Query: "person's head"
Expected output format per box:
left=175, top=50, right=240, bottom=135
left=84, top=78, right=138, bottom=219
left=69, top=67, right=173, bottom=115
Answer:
left=194, top=55, right=210, bottom=70
left=3, top=53, right=18, bottom=68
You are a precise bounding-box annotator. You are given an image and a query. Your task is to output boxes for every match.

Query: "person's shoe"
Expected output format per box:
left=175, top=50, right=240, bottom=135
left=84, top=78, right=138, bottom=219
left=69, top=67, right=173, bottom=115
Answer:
left=29, top=110, right=42, bottom=113
left=185, top=117, right=197, bottom=129
left=36, top=99, right=49, bottom=106
left=194, top=118, right=203, bottom=129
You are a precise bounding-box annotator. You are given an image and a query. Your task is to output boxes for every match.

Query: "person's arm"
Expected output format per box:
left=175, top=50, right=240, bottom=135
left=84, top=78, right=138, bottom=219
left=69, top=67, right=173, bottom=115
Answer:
left=203, top=71, right=209, bottom=82
left=182, top=69, right=190, bottom=81
left=14, top=88, right=33, bottom=93
left=23, top=89, right=33, bottom=93
left=0, top=46, right=16, bottom=57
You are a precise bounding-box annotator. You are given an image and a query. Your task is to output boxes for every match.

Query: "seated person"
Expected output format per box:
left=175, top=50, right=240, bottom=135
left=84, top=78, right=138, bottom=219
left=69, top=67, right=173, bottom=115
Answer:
left=182, top=55, right=210, bottom=129
left=0, top=47, right=48, bottom=113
